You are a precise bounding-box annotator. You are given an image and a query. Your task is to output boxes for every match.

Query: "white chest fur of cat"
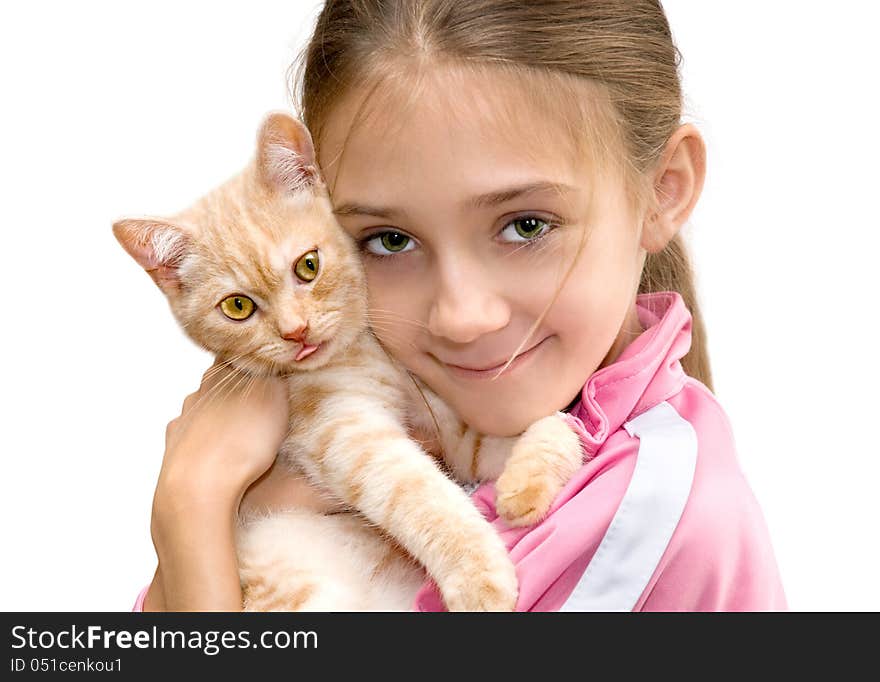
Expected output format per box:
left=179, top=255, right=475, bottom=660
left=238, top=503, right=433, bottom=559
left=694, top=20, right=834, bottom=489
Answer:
left=113, top=113, right=583, bottom=611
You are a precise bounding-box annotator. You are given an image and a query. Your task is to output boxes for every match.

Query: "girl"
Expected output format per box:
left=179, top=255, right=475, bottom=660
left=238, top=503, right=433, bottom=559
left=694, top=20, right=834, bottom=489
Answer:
left=136, top=0, right=786, bottom=611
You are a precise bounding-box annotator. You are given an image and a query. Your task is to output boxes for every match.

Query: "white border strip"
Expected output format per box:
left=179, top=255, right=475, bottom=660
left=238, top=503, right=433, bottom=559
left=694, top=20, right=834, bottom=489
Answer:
left=559, top=401, right=698, bottom=611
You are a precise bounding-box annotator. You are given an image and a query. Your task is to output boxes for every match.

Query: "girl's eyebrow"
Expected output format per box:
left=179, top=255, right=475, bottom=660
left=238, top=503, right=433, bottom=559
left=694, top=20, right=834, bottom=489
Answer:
left=468, top=180, right=577, bottom=209
left=332, top=180, right=576, bottom=220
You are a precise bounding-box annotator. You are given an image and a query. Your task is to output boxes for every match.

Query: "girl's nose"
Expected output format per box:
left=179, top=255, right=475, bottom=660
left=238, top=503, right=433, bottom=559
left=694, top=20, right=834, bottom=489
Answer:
left=427, top=263, right=510, bottom=344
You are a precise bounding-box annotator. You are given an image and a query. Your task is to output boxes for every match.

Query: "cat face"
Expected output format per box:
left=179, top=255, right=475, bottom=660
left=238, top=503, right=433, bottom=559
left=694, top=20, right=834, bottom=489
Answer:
left=113, top=113, right=368, bottom=376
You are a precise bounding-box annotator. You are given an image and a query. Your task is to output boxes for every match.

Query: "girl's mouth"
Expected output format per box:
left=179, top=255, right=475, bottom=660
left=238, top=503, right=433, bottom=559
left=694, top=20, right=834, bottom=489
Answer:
left=441, top=336, right=551, bottom=380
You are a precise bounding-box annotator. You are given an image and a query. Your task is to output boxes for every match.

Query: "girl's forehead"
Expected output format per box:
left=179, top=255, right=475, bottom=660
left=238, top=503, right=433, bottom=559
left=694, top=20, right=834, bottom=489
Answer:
left=317, top=63, right=608, bottom=191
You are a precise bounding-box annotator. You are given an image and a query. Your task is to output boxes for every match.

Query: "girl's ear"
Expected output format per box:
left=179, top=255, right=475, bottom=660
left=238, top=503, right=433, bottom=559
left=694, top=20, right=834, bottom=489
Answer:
left=256, top=112, right=321, bottom=194
left=641, top=123, right=706, bottom=253
left=112, top=218, right=191, bottom=296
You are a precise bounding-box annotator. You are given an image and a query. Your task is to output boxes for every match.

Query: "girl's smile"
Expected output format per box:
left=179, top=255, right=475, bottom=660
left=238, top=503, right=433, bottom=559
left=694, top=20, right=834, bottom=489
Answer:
left=434, top=334, right=554, bottom=380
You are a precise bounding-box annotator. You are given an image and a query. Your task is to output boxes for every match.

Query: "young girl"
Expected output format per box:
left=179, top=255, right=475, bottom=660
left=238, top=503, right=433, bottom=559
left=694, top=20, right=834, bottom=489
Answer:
left=136, top=0, right=786, bottom=611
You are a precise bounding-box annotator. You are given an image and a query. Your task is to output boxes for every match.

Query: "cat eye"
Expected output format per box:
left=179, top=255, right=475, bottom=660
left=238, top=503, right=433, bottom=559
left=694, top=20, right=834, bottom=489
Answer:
left=294, top=250, right=320, bottom=282
left=219, top=295, right=256, bottom=321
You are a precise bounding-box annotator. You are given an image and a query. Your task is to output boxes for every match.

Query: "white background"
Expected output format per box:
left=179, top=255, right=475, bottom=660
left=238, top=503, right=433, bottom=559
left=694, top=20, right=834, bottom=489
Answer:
left=1, top=1, right=877, bottom=611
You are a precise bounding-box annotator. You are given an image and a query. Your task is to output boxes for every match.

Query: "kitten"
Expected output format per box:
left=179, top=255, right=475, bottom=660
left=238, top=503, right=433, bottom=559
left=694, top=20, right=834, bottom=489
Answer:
left=113, top=113, right=583, bottom=611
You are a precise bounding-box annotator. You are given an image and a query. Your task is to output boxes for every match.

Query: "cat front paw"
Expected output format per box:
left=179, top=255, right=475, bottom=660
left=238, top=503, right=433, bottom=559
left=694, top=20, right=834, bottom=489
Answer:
left=495, top=464, right=559, bottom=527
left=440, top=546, right=518, bottom=612
left=495, top=413, right=583, bottom=527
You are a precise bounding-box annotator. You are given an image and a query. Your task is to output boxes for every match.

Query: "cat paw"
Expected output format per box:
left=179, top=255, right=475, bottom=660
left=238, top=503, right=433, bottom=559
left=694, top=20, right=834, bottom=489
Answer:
left=443, top=567, right=519, bottom=612
left=494, top=413, right=584, bottom=527
left=495, top=464, right=559, bottom=527
left=441, top=553, right=519, bottom=612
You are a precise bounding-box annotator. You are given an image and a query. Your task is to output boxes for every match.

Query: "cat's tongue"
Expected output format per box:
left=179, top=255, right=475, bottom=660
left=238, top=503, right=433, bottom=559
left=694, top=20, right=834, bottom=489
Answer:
left=295, top=343, right=320, bottom=362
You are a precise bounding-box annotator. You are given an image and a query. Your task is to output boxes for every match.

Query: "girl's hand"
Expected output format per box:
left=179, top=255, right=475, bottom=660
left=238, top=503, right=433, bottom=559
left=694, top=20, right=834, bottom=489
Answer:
left=156, top=360, right=290, bottom=508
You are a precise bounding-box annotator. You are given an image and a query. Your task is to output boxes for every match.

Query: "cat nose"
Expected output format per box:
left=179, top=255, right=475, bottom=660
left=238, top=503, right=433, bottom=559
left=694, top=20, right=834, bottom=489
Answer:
left=281, top=322, right=309, bottom=343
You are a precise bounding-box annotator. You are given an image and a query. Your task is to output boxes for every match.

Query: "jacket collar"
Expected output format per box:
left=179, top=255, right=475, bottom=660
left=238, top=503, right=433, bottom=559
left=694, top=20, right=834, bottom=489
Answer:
left=568, top=291, right=693, bottom=457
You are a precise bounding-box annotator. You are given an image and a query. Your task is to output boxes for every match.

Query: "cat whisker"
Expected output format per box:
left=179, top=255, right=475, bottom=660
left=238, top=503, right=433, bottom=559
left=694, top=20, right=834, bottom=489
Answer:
left=367, top=317, right=427, bottom=331
left=203, top=354, right=242, bottom=373
left=239, top=368, right=263, bottom=407
left=221, top=367, right=256, bottom=410
left=367, top=312, right=429, bottom=330
left=367, top=320, right=418, bottom=335
left=186, top=363, right=249, bottom=418
left=366, top=327, right=420, bottom=353
left=200, top=353, right=250, bottom=382
left=368, top=307, right=429, bottom=325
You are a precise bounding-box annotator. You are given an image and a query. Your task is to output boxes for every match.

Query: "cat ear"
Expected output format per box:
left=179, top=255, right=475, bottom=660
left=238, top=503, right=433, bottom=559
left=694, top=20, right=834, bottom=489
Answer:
left=112, top=218, right=191, bottom=296
left=256, top=112, right=321, bottom=194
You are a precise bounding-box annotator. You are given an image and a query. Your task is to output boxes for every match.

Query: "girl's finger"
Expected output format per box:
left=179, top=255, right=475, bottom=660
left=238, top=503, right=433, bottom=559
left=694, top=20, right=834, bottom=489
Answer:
left=165, top=418, right=177, bottom=438
left=181, top=392, right=199, bottom=412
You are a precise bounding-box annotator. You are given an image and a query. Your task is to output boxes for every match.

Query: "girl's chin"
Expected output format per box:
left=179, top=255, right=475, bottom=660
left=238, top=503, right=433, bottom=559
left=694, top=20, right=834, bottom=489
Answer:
left=460, top=413, right=536, bottom=438
left=437, top=393, right=548, bottom=437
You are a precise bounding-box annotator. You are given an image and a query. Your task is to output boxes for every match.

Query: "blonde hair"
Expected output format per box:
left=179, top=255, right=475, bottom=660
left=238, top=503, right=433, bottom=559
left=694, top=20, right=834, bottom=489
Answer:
left=288, top=0, right=713, bottom=391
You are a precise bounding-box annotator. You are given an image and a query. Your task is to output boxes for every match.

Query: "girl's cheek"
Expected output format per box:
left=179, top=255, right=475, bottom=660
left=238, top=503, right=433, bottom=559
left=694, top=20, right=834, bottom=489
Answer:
left=367, top=267, right=414, bottom=310
left=365, top=267, right=427, bottom=346
left=365, top=265, right=397, bottom=304
left=491, top=260, right=561, bottom=313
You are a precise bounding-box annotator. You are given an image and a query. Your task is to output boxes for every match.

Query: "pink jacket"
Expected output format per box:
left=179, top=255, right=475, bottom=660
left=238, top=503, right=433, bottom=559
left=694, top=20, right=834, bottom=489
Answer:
left=133, top=291, right=786, bottom=612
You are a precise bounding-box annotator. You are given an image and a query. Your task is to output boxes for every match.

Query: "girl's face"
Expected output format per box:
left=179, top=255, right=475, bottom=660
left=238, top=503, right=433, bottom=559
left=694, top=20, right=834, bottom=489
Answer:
left=319, top=68, right=648, bottom=436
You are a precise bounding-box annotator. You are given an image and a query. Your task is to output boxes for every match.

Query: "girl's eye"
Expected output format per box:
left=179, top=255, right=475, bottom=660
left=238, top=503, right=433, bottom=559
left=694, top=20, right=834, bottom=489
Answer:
left=363, top=231, right=415, bottom=256
left=294, top=250, right=320, bottom=282
left=219, top=295, right=256, bottom=321
left=500, top=216, right=551, bottom=243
